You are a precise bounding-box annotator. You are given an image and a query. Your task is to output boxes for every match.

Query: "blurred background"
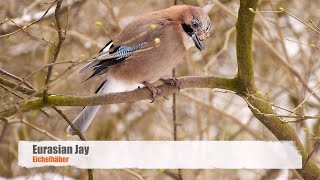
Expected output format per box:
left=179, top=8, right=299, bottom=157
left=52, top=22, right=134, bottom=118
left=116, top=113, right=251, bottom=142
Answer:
left=0, top=0, right=320, bottom=179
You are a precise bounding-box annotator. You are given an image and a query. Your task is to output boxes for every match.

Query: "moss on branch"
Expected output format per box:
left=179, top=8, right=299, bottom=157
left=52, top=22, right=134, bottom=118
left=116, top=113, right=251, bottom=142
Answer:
left=236, top=0, right=258, bottom=92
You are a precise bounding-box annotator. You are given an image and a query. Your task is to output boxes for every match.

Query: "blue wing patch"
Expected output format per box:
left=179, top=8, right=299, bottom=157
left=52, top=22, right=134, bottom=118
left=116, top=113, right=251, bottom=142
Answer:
left=80, top=41, right=146, bottom=82
left=97, top=42, right=146, bottom=61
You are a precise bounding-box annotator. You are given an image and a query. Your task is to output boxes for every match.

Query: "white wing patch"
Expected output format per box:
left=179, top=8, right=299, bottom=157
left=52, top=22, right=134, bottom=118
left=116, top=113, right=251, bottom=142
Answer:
left=101, top=41, right=113, bottom=52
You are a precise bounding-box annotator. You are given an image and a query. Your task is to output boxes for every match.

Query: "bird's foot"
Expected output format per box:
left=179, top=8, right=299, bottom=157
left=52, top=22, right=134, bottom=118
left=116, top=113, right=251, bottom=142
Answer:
left=142, top=81, right=161, bottom=103
left=160, top=78, right=182, bottom=91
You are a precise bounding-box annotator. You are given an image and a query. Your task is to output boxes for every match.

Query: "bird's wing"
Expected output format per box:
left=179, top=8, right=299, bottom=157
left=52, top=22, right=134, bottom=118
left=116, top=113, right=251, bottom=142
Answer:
left=78, top=40, right=113, bottom=74
left=79, top=40, right=147, bottom=82
left=79, top=15, right=168, bottom=82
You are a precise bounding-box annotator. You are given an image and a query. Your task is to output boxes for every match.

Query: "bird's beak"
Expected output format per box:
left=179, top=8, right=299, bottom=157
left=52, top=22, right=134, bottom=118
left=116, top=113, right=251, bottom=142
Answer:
left=192, top=33, right=205, bottom=51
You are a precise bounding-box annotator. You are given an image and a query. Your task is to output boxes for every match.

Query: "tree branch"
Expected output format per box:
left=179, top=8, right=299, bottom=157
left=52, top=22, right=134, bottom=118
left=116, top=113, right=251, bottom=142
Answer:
left=235, top=0, right=320, bottom=179
left=43, top=0, right=65, bottom=102
left=0, top=68, right=35, bottom=90
left=0, top=76, right=238, bottom=117
left=0, top=77, right=37, bottom=96
left=52, top=106, right=93, bottom=180
left=246, top=92, right=320, bottom=179
left=236, top=0, right=258, bottom=92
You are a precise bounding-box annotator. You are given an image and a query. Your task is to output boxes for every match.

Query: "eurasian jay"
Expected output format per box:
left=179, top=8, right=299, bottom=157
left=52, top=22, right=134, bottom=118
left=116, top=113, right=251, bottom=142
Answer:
left=67, top=5, right=212, bottom=135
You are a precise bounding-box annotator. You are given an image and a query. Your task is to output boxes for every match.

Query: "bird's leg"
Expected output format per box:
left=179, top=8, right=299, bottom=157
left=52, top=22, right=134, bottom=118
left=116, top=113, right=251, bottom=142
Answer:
left=142, top=81, right=161, bottom=103
left=160, top=78, right=182, bottom=91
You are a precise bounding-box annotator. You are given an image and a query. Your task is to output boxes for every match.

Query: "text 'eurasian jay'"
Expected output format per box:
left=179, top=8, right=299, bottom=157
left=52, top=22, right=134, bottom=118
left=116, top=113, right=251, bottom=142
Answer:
left=67, top=5, right=212, bottom=135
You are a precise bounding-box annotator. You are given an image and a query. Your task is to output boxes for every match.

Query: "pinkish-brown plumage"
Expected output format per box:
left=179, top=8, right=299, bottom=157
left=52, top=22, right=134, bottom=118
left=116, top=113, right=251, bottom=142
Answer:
left=67, top=5, right=212, bottom=135
left=109, top=5, right=211, bottom=83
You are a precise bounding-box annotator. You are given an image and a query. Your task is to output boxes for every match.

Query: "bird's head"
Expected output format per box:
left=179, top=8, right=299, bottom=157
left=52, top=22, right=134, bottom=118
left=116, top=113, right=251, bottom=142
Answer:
left=181, top=6, right=212, bottom=51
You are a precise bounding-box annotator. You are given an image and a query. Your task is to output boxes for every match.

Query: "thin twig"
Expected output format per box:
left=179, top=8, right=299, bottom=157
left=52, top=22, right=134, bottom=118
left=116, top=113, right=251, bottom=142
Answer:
left=172, top=69, right=178, bottom=141
left=180, top=92, right=263, bottom=140
left=51, top=106, right=93, bottom=180
left=282, top=10, right=320, bottom=34
left=204, top=27, right=235, bottom=72
left=303, top=138, right=320, bottom=169
left=0, top=68, right=35, bottom=89
left=0, top=0, right=58, bottom=38
left=7, top=117, right=61, bottom=141
left=43, top=0, right=65, bottom=102
left=0, top=84, right=25, bottom=99
left=243, top=96, right=319, bottom=122
left=292, top=82, right=320, bottom=113
left=309, top=19, right=320, bottom=31
left=0, top=77, right=37, bottom=96
left=0, top=81, right=49, bottom=117
left=52, top=106, right=84, bottom=140
left=172, top=0, right=182, bottom=179
left=5, top=18, right=56, bottom=47
left=212, top=0, right=320, bottom=102
left=286, top=39, right=319, bottom=50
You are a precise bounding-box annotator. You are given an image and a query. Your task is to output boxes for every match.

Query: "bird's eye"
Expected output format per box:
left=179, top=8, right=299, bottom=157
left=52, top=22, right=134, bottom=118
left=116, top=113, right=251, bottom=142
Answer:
left=192, top=22, right=198, bottom=28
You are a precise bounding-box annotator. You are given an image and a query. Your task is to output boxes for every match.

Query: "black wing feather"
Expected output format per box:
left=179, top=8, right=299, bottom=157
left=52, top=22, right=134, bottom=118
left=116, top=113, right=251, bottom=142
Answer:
left=94, top=79, right=108, bottom=93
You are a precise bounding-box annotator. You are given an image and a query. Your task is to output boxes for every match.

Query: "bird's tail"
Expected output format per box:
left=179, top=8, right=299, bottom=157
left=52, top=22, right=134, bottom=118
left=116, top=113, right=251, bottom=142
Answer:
left=66, top=76, right=139, bottom=135
left=66, top=80, right=108, bottom=135
left=66, top=105, right=102, bottom=135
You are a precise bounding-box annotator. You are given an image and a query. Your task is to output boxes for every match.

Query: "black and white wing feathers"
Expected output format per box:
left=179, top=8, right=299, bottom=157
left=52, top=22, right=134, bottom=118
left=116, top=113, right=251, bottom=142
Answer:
left=79, top=40, right=146, bottom=82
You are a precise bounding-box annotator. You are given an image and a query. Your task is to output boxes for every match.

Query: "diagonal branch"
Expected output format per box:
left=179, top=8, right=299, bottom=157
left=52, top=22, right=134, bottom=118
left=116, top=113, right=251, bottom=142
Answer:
left=0, top=68, right=35, bottom=90
left=51, top=106, right=93, bottom=180
left=0, top=77, right=37, bottom=96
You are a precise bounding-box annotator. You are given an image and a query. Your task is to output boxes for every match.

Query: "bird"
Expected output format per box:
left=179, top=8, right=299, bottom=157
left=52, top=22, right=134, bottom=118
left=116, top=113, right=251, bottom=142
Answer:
left=67, top=5, right=212, bottom=135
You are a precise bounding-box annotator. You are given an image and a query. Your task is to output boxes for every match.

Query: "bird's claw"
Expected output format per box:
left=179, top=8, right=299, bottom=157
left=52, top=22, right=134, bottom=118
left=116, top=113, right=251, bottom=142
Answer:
left=160, top=78, right=182, bottom=91
left=142, top=81, right=161, bottom=103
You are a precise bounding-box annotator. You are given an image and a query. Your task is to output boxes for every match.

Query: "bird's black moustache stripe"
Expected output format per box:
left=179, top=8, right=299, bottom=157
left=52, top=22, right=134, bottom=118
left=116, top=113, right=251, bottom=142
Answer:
left=181, top=23, right=194, bottom=36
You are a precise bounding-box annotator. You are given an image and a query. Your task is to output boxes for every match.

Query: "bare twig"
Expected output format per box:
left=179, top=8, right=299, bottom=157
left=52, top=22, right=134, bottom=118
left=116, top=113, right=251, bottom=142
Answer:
left=52, top=106, right=93, bottom=180
left=43, top=0, right=65, bottom=102
left=212, top=0, right=320, bottom=101
left=5, top=18, right=56, bottom=46
left=0, top=68, right=35, bottom=90
left=180, top=92, right=263, bottom=140
left=292, top=82, right=320, bottom=113
left=204, top=27, right=235, bottom=72
left=0, top=0, right=57, bottom=38
left=173, top=0, right=182, bottom=178
left=0, top=77, right=37, bottom=96
left=0, top=80, right=49, bottom=117
left=172, top=68, right=183, bottom=180
left=7, top=117, right=61, bottom=141
left=172, top=68, right=178, bottom=141
left=304, top=138, right=320, bottom=169
left=0, top=84, right=25, bottom=99
left=0, top=0, right=85, bottom=35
